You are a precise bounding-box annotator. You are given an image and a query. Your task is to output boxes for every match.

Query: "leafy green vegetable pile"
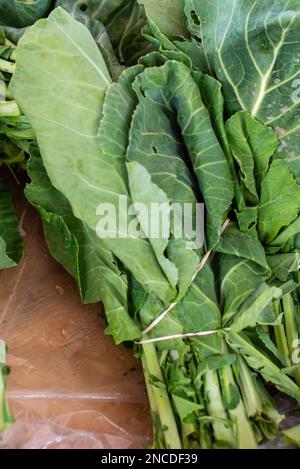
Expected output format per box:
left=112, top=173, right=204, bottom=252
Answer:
left=1, top=0, right=300, bottom=448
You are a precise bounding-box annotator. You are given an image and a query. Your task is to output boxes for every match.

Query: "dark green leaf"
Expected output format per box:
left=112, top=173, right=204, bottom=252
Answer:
left=0, top=178, right=23, bottom=268
left=0, top=0, right=53, bottom=28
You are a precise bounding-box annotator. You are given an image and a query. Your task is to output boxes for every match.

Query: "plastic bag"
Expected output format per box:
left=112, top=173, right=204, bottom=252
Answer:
left=0, top=200, right=152, bottom=449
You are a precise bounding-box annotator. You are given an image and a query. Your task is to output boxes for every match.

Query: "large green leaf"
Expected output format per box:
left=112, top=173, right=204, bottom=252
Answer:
left=126, top=89, right=201, bottom=299
left=54, top=0, right=123, bottom=79
left=138, top=0, right=189, bottom=38
left=133, top=60, right=233, bottom=248
left=11, top=8, right=175, bottom=305
left=258, top=159, right=300, bottom=244
left=219, top=255, right=269, bottom=325
left=0, top=178, right=23, bottom=268
left=185, top=0, right=300, bottom=180
left=127, top=90, right=198, bottom=208
left=215, top=223, right=270, bottom=271
left=225, top=111, right=278, bottom=201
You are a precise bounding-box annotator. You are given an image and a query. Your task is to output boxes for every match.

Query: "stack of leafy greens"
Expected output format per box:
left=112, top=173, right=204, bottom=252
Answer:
left=0, top=0, right=300, bottom=448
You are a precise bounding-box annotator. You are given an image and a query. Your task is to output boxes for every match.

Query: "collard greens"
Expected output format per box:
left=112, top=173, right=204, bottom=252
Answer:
left=1, top=0, right=300, bottom=449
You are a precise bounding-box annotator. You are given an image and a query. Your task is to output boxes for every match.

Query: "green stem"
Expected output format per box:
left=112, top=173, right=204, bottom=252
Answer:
left=4, top=128, right=35, bottom=140
left=5, top=38, right=16, bottom=49
left=0, top=100, right=20, bottom=117
left=141, top=352, right=162, bottom=448
left=282, top=294, right=300, bottom=386
left=10, top=50, right=16, bottom=62
left=142, top=343, right=182, bottom=449
left=219, top=364, right=257, bottom=448
left=181, top=422, right=198, bottom=449
left=0, top=58, right=15, bottom=74
left=204, top=369, right=235, bottom=447
left=235, top=355, right=263, bottom=418
left=0, top=340, right=13, bottom=432
left=199, top=422, right=212, bottom=449
left=273, top=300, right=291, bottom=366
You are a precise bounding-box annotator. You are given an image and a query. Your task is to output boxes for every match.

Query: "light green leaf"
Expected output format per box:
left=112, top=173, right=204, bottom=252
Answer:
left=235, top=206, right=258, bottom=234
left=138, top=0, right=189, bottom=38
left=172, top=394, right=203, bottom=423
left=270, top=215, right=300, bottom=248
left=11, top=8, right=175, bottom=305
left=167, top=238, right=199, bottom=300
left=216, top=223, right=270, bottom=271
left=196, top=354, right=236, bottom=376
left=0, top=178, right=23, bottom=269
left=226, top=111, right=278, bottom=200
left=230, top=284, right=282, bottom=332
left=267, top=253, right=300, bottom=282
left=55, top=0, right=124, bottom=80
left=127, top=72, right=201, bottom=298
left=219, top=255, right=269, bottom=326
left=127, top=161, right=178, bottom=288
left=174, top=264, right=221, bottom=335
left=133, top=60, right=233, bottom=248
left=127, top=91, right=197, bottom=209
left=258, top=160, right=300, bottom=244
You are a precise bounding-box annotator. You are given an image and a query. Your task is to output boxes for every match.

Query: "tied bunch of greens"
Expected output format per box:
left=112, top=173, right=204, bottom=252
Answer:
left=0, top=0, right=300, bottom=448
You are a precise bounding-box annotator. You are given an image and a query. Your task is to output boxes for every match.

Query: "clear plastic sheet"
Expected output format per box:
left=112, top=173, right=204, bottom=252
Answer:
left=0, top=194, right=299, bottom=449
left=0, top=197, right=152, bottom=449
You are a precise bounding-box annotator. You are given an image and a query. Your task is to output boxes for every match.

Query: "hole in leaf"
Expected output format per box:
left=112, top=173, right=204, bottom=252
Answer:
left=190, top=10, right=200, bottom=25
left=152, top=146, right=158, bottom=154
left=79, top=3, right=87, bottom=12
left=190, top=10, right=205, bottom=26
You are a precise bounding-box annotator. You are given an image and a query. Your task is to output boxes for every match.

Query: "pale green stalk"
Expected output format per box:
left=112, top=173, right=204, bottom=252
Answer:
left=142, top=343, right=182, bottom=449
left=282, top=294, right=300, bottom=386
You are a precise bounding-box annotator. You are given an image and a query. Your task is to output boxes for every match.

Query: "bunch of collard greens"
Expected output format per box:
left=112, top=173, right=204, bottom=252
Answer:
left=0, top=0, right=300, bottom=448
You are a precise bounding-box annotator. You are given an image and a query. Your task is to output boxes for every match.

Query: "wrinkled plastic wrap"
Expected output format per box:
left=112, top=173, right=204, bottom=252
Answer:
left=0, top=195, right=299, bottom=449
left=0, top=197, right=152, bottom=449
